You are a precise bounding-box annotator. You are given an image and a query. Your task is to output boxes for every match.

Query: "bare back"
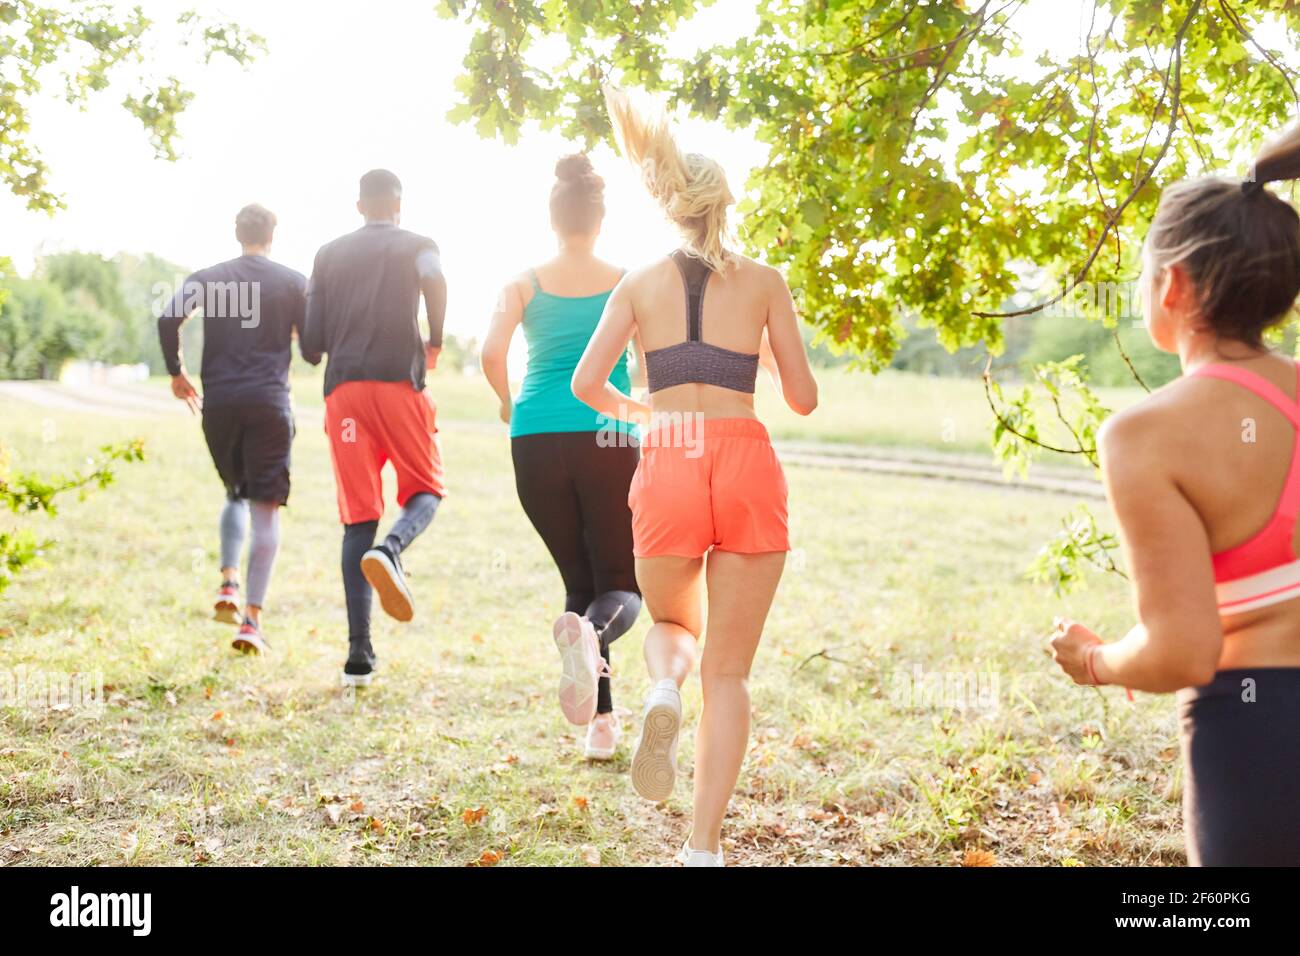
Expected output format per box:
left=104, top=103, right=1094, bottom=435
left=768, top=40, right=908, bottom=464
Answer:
left=1106, top=351, right=1300, bottom=667
left=625, top=253, right=778, bottom=420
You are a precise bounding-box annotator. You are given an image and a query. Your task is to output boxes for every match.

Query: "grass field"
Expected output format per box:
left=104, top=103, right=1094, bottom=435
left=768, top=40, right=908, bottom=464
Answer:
left=0, top=370, right=1183, bottom=867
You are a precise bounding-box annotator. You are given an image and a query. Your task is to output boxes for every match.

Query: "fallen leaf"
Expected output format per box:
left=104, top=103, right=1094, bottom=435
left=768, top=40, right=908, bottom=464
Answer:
left=210, top=710, right=224, bottom=721
left=477, top=849, right=503, bottom=867
left=463, top=807, right=487, bottom=826
left=572, top=796, right=589, bottom=811
left=369, top=818, right=386, bottom=836
left=579, top=844, right=601, bottom=866
left=324, top=805, right=343, bottom=827
left=349, top=800, right=365, bottom=814
left=963, top=850, right=996, bottom=867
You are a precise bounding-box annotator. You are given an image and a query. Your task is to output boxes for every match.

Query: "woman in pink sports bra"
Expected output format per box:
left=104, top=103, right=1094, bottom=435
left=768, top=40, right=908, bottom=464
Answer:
left=1049, top=122, right=1300, bottom=866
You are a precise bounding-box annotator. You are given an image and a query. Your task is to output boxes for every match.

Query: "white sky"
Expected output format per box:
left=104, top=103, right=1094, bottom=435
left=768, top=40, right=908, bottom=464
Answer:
left=4, top=0, right=1179, bottom=342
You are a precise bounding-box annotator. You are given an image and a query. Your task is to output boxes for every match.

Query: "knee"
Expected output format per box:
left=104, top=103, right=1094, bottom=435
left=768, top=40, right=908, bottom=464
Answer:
left=700, top=657, right=751, bottom=688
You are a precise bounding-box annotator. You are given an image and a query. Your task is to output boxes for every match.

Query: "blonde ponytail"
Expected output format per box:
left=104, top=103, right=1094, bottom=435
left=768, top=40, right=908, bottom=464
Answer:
left=603, top=85, right=735, bottom=272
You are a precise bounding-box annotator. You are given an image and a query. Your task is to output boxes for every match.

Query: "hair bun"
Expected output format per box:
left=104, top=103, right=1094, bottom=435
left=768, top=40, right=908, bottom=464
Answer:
left=555, top=153, right=596, bottom=182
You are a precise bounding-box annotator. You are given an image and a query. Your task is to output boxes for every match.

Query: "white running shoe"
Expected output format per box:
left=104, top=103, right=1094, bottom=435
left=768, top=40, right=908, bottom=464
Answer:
left=677, top=840, right=724, bottom=867
left=584, top=713, right=621, bottom=760
left=630, top=678, right=681, bottom=802
left=553, top=612, right=605, bottom=725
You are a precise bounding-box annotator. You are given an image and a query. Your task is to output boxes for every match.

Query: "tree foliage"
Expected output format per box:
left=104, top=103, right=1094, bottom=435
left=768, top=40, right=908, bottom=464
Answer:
left=439, top=0, right=1300, bottom=588
left=438, top=0, right=1297, bottom=365
left=1, top=1, right=265, bottom=214
left=0, top=438, right=144, bottom=593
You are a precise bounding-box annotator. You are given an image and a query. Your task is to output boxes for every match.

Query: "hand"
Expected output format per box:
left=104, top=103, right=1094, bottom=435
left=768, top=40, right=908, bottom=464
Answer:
left=1049, top=617, right=1104, bottom=685
left=425, top=344, right=441, bottom=371
left=498, top=401, right=512, bottom=425
left=171, top=373, right=202, bottom=415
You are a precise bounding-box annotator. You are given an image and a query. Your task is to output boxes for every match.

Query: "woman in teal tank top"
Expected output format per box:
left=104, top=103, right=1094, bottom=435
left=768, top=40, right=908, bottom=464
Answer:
left=481, top=153, right=644, bottom=763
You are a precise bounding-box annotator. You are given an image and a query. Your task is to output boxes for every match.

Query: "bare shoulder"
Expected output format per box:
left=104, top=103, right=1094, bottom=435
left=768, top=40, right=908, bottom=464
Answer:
left=1099, top=376, right=1199, bottom=471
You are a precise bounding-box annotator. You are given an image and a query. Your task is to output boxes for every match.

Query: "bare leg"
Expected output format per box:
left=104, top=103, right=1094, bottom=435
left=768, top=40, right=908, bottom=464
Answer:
left=635, top=555, right=705, bottom=687
left=692, top=550, right=785, bottom=854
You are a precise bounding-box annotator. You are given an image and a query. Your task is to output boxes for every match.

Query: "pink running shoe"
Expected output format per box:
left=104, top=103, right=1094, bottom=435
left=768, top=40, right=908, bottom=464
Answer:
left=232, top=620, right=270, bottom=655
left=213, top=581, right=241, bottom=625
left=552, top=612, right=607, bottom=725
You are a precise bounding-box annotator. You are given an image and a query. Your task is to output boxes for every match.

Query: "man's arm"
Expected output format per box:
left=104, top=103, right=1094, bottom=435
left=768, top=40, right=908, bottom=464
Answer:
left=157, top=275, right=201, bottom=414
left=302, top=251, right=327, bottom=363
left=291, top=273, right=321, bottom=365
left=417, top=246, right=447, bottom=366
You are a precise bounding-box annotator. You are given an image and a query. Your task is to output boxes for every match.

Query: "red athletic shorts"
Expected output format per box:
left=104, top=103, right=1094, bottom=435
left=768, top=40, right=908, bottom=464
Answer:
left=629, top=417, right=789, bottom=558
left=324, top=380, right=446, bottom=524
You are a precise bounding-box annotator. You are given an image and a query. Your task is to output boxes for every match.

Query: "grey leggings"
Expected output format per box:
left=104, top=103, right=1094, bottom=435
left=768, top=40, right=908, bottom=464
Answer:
left=219, top=497, right=281, bottom=608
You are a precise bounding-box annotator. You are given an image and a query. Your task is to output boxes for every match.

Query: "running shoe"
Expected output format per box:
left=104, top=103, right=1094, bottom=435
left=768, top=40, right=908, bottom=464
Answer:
left=360, top=544, right=414, bottom=622
left=585, top=713, right=621, bottom=761
left=213, top=581, right=241, bottom=625
left=677, top=840, right=724, bottom=867
left=553, top=612, right=605, bottom=725
left=232, top=620, right=270, bottom=655
left=341, top=636, right=377, bottom=688
left=630, top=678, right=682, bottom=802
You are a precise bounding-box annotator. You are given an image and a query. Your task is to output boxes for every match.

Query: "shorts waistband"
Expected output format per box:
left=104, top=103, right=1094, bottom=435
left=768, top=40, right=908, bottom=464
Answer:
left=640, top=416, right=770, bottom=448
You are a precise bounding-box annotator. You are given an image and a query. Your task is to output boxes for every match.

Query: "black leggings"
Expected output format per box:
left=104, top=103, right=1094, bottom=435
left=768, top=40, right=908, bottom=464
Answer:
left=1178, top=668, right=1300, bottom=865
left=512, top=432, right=642, bottom=714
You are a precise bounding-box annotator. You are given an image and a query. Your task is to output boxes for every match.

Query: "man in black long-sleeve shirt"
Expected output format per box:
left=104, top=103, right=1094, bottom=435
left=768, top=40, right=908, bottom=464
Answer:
left=157, top=204, right=318, bottom=654
left=303, top=169, right=448, bottom=687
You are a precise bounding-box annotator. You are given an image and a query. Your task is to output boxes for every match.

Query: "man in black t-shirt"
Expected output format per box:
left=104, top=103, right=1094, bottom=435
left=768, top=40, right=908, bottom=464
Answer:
left=304, top=169, right=448, bottom=688
left=157, top=204, right=319, bottom=655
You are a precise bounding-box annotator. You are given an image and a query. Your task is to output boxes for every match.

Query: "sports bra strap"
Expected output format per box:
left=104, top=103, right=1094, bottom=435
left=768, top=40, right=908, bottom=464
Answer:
left=1191, top=363, right=1300, bottom=430
left=528, top=269, right=542, bottom=292
left=670, top=249, right=712, bottom=343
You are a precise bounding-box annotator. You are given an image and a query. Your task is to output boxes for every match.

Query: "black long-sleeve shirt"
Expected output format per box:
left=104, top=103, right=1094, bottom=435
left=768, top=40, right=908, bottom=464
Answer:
left=302, top=222, right=444, bottom=397
left=156, top=255, right=318, bottom=408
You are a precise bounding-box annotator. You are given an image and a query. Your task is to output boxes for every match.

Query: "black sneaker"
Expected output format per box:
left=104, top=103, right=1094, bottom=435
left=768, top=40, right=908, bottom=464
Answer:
left=360, top=544, right=414, bottom=622
left=342, top=637, right=377, bottom=688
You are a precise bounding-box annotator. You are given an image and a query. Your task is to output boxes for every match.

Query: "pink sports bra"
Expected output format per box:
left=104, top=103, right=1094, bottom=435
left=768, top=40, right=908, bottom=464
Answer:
left=1193, top=362, right=1300, bottom=616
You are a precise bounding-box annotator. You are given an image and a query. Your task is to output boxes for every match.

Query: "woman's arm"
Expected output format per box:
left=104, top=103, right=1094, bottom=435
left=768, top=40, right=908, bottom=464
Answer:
left=480, top=281, right=524, bottom=423
left=763, top=267, right=818, bottom=415
left=1050, top=408, right=1223, bottom=692
left=572, top=279, right=651, bottom=426
left=630, top=329, right=648, bottom=390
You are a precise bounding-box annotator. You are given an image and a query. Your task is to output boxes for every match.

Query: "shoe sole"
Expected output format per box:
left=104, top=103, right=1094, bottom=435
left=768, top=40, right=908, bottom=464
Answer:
left=361, top=551, right=414, bottom=622
left=232, top=632, right=269, bottom=655
left=213, top=601, right=241, bottom=625
left=553, top=613, right=599, bottom=726
left=340, top=670, right=374, bottom=688
left=631, top=701, right=680, bottom=802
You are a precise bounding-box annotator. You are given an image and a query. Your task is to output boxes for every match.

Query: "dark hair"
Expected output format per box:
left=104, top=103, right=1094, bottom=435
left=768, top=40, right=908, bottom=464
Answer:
left=235, top=204, right=276, bottom=246
left=1147, top=122, right=1300, bottom=346
left=550, top=153, right=605, bottom=235
left=359, top=168, right=402, bottom=201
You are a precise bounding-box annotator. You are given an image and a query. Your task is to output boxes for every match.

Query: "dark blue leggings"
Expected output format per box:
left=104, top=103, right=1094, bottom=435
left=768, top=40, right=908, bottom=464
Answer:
left=1178, top=668, right=1300, bottom=865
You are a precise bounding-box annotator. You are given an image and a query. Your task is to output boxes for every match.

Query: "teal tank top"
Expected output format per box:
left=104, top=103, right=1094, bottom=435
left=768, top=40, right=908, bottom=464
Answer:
left=510, top=269, right=636, bottom=438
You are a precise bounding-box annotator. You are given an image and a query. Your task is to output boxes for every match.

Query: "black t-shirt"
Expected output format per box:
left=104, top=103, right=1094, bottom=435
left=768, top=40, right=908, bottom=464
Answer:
left=302, top=223, right=441, bottom=397
left=156, top=255, right=314, bottom=409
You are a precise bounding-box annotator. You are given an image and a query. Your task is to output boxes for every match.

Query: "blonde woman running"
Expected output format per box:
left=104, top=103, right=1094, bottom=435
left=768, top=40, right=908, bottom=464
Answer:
left=572, top=88, right=818, bottom=866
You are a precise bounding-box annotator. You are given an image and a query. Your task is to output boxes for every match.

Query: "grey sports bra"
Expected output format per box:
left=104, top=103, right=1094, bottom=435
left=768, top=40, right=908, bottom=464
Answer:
left=644, top=250, right=759, bottom=394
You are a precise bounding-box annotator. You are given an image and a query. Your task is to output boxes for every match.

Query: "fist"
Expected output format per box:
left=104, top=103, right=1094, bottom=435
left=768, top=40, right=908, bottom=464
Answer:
left=1049, top=617, right=1103, bottom=685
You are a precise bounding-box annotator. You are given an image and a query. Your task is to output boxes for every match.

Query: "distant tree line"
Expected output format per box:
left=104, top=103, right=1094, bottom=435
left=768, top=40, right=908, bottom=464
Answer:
left=0, top=252, right=197, bottom=379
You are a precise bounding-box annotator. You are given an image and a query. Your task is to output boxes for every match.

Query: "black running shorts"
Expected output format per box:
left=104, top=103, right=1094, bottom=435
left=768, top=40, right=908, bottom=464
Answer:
left=201, top=403, right=295, bottom=505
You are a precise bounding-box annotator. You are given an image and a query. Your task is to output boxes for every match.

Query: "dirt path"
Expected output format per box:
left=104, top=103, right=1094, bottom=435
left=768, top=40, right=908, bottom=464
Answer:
left=0, top=381, right=1102, bottom=499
